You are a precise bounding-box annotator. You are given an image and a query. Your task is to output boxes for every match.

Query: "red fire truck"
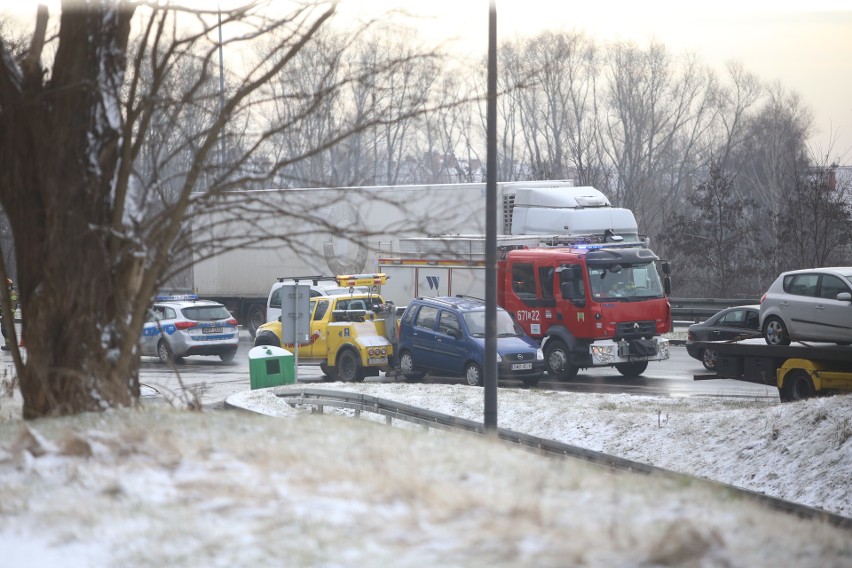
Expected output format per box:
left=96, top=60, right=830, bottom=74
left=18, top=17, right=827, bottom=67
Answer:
left=379, top=235, right=673, bottom=379
left=498, top=239, right=672, bottom=378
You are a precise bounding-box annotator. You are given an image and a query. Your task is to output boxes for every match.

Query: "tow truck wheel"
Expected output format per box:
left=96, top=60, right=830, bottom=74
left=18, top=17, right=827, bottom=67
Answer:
left=780, top=370, right=815, bottom=402
left=157, top=340, right=175, bottom=364
left=399, top=351, right=425, bottom=381
left=337, top=349, right=365, bottom=382
left=465, top=362, right=483, bottom=387
left=763, top=316, right=791, bottom=346
left=320, top=361, right=338, bottom=381
left=615, top=361, right=648, bottom=377
left=544, top=340, right=579, bottom=380
left=701, top=348, right=717, bottom=370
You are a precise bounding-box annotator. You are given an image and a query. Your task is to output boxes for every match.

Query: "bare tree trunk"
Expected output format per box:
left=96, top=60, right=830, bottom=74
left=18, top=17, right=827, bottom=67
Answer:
left=0, top=3, right=140, bottom=418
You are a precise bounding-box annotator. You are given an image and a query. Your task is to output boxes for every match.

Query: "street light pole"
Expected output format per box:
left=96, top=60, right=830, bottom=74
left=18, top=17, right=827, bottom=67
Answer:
left=217, top=4, right=226, bottom=168
left=484, top=1, right=498, bottom=433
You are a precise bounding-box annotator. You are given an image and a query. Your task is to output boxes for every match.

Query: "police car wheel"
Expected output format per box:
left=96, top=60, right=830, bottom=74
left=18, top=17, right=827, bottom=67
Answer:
left=219, top=351, right=236, bottom=363
left=157, top=340, right=175, bottom=363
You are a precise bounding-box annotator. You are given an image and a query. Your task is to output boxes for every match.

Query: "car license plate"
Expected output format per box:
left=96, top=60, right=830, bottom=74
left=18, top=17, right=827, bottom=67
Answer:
left=511, top=362, right=532, bottom=371
left=203, top=327, right=223, bottom=334
left=368, top=357, right=388, bottom=365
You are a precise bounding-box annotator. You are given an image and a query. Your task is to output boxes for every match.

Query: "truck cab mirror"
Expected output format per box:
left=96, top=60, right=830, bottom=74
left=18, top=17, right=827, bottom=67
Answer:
left=664, top=276, right=672, bottom=296
left=661, top=261, right=672, bottom=276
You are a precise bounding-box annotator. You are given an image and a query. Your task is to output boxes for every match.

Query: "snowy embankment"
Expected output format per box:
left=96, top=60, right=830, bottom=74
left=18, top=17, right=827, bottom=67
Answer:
left=1, top=371, right=851, bottom=566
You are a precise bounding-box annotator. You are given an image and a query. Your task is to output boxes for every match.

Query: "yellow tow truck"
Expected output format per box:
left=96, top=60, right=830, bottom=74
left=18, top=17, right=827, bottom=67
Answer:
left=253, top=274, right=397, bottom=381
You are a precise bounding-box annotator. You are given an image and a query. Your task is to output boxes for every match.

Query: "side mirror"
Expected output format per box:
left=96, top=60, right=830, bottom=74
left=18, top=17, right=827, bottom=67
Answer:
left=664, top=276, right=672, bottom=296
left=837, top=292, right=852, bottom=302
left=661, top=261, right=672, bottom=276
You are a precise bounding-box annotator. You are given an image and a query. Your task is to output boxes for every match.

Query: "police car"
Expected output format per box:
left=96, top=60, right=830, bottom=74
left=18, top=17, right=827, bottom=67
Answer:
left=142, top=295, right=239, bottom=363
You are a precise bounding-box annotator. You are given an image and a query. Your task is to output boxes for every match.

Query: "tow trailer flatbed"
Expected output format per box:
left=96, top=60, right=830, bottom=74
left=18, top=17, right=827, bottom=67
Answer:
left=692, top=339, right=852, bottom=401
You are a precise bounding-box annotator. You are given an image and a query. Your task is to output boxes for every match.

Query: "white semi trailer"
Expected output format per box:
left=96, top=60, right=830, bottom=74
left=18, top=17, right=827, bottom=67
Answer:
left=188, top=181, right=641, bottom=335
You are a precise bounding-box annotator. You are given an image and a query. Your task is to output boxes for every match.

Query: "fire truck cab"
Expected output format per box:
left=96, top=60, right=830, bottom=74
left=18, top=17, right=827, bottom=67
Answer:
left=498, top=242, right=672, bottom=379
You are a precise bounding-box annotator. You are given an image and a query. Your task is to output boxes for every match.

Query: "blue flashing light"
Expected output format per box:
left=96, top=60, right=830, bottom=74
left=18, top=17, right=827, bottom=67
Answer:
left=155, top=294, right=199, bottom=301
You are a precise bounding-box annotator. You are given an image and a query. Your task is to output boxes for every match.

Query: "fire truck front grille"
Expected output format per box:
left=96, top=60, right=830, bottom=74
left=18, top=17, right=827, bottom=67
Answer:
left=615, top=320, right=656, bottom=339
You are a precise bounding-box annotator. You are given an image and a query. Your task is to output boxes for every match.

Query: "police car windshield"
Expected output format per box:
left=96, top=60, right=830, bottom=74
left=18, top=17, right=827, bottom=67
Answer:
left=463, top=308, right=520, bottom=337
left=182, top=306, right=232, bottom=321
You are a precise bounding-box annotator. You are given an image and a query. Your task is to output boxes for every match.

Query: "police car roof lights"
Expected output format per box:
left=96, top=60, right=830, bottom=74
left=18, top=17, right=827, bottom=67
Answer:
left=154, top=294, right=199, bottom=302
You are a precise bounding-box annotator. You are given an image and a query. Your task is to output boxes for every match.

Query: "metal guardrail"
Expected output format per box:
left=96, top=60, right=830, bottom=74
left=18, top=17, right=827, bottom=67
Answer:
left=270, top=388, right=852, bottom=531
left=669, top=297, right=759, bottom=322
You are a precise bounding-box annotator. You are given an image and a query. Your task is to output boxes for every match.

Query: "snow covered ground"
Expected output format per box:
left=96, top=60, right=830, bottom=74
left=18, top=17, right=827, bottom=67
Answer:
left=0, top=374, right=850, bottom=566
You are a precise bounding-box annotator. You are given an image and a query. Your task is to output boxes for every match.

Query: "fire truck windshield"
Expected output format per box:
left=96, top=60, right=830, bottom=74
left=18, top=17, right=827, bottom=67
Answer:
left=587, top=263, right=665, bottom=301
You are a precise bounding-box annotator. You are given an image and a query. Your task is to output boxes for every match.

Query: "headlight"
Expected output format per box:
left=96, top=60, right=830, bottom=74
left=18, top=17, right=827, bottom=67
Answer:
left=536, top=348, right=544, bottom=360
left=591, top=344, right=617, bottom=364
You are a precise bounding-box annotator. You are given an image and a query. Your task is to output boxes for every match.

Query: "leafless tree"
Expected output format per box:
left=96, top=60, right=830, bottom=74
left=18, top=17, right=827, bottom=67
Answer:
left=0, top=1, right=445, bottom=419
left=737, top=81, right=813, bottom=214
left=659, top=164, right=759, bottom=297
left=599, top=41, right=716, bottom=229
left=774, top=154, right=852, bottom=269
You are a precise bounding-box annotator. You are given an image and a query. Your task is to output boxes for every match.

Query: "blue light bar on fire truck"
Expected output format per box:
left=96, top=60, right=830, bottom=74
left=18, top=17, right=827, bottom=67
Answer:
left=571, top=242, right=638, bottom=250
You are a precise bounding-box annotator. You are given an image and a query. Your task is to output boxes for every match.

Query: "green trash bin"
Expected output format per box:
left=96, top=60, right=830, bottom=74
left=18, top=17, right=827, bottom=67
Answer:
left=248, top=345, right=295, bottom=389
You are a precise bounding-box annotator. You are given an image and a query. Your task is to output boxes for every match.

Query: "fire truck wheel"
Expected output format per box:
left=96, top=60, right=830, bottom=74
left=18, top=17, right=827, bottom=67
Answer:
left=780, top=369, right=815, bottom=402
left=337, top=349, right=365, bottom=382
left=763, top=316, right=791, bottom=346
left=399, top=351, right=425, bottom=381
left=465, top=362, right=483, bottom=386
left=544, top=340, right=579, bottom=380
left=615, top=361, right=648, bottom=377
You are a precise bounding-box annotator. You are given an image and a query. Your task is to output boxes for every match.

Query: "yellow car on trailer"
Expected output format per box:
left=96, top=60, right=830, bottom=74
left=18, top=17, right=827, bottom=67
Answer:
left=254, top=274, right=397, bottom=381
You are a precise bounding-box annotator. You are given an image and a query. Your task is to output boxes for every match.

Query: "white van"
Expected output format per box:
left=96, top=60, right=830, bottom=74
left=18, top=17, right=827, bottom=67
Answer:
left=265, top=277, right=368, bottom=323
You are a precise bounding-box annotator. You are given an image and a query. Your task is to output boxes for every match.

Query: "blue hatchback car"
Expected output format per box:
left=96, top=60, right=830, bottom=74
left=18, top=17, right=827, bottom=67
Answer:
left=397, top=296, right=545, bottom=386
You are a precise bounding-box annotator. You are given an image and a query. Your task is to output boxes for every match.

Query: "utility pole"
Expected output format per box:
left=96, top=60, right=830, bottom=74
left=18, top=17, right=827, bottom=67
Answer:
left=217, top=4, right=226, bottom=168
left=484, top=1, right=498, bottom=433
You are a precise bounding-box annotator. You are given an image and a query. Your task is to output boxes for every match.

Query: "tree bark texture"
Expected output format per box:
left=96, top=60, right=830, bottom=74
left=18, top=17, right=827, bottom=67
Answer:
left=0, top=2, right=140, bottom=418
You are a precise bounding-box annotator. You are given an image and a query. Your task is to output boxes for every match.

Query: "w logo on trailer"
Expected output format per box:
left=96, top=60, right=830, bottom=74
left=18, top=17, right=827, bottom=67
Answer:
left=426, top=276, right=440, bottom=290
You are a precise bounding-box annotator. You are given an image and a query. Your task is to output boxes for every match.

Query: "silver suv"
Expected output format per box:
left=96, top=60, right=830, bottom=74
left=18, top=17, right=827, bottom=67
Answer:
left=760, top=267, right=852, bottom=345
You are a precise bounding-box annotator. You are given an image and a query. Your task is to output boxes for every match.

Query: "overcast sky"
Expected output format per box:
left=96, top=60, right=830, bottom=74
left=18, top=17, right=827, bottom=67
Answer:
left=4, top=0, right=850, bottom=162
left=347, top=0, right=852, bottom=163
